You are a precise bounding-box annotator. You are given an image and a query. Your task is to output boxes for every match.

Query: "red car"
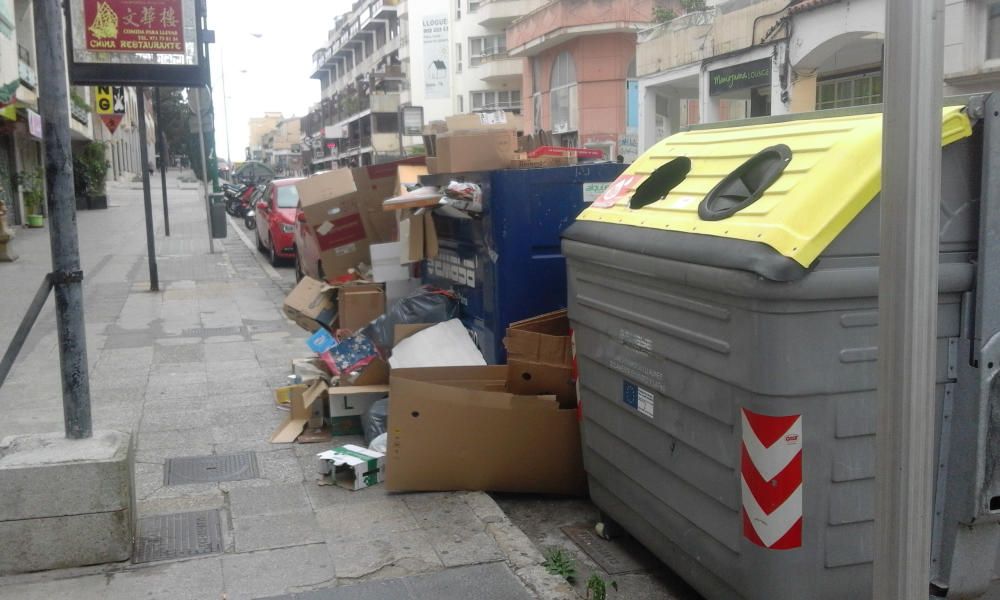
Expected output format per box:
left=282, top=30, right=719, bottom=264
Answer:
left=254, top=177, right=304, bottom=266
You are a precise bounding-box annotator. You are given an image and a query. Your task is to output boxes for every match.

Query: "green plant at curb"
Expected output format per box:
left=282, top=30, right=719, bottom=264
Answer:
left=542, top=547, right=577, bottom=583
left=16, top=168, right=44, bottom=216
left=586, top=573, right=618, bottom=600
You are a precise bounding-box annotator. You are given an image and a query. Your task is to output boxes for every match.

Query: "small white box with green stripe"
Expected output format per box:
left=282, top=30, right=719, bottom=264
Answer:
left=316, top=444, right=385, bottom=490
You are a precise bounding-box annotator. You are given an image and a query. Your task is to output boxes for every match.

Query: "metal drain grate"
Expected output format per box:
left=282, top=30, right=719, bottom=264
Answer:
left=133, top=510, right=223, bottom=564
left=562, top=524, right=646, bottom=575
left=164, top=452, right=259, bottom=485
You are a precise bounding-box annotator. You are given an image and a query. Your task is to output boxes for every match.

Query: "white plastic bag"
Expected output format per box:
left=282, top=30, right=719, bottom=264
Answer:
left=369, top=432, right=388, bottom=454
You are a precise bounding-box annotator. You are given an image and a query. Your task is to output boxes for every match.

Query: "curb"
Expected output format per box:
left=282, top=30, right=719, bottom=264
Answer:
left=226, top=214, right=285, bottom=282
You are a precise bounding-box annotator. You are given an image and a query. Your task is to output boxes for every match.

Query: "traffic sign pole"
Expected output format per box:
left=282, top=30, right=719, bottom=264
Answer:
left=155, top=87, right=170, bottom=237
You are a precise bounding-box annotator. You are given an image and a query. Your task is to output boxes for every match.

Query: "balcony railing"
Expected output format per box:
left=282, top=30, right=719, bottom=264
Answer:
left=71, top=103, right=90, bottom=125
left=18, top=60, right=36, bottom=90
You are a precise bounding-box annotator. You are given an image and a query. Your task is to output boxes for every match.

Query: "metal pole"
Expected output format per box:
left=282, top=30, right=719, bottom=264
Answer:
left=192, top=89, right=214, bottom=254
left=219, top=43, right=232, bottom=165
left=874, top=0, right=945, bottom=598
left=32, top=0, right=92, bottom=439
left=136, top=88, right=159, bottom=291
left=155, top=87, right=170, bottom=237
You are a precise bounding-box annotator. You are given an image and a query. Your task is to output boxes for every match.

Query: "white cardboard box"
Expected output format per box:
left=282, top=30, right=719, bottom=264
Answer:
left=328, top=392, right=385, bottom=419
left=370, top=242, right=410, bottom=283
left=316, top=444, right=386, bottom=490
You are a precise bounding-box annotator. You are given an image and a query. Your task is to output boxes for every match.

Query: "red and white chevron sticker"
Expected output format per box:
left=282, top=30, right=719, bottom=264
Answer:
left=740, top=408, right=803, bottom=550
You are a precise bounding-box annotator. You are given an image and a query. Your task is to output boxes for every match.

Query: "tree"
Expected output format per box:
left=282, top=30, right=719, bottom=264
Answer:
left=153, top=88, right=191, bottom=168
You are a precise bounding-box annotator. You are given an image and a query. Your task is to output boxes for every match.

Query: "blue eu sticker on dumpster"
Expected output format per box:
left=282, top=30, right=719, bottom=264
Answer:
left=307, top=329, right=337, bottom=353
left=622, top=381, right=655, bottom=419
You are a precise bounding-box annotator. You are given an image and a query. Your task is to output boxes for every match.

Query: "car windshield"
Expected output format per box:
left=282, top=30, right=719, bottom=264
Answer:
left=276, top=185, right=300, bottom=209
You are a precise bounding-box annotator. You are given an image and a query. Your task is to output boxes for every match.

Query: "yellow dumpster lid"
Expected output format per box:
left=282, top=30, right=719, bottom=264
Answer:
left=575, top=107, right=973, bottom=273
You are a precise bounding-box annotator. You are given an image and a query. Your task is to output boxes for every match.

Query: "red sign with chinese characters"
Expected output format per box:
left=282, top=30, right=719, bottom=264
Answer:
left=83, top=0, right=184, bottom=54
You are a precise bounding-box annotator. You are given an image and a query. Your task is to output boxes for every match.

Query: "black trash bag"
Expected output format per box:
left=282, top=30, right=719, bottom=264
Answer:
left=359, top=286, right=459, bottom=353
left=363, top=397, right=389, bottom=443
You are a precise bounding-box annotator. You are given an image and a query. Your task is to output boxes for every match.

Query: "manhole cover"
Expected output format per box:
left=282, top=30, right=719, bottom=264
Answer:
left=133, top=510, right=223, bottom=564
left=164, top=452, right=259, bottom=485
left=562, top=524, right=647, bottom=575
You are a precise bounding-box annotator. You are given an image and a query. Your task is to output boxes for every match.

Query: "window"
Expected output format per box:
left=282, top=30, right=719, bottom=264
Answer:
left=470, top=35, right=507, bottom=66
left=989, top=1, right=1000, bottom=61
left=470, top=90, right=522, bottom=111
left=531, top=58, right=543, bottom=130
left=815, top=71, right=883, bottom=110
left=550, top=51, right=577, bottom=133
left=458, top=94, right=464, bottom=113
left=456, top=43, right=463, bottom=73
left=469, top=0, right=480, bottom=11
left=276, top=185, right=300, bottom=209
left=456, top=0, right=461, bottom=20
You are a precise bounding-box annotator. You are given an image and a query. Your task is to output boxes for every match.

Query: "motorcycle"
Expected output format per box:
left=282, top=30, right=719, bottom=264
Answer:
left=244, top=207, right=256, bottom=230
left=223, top=182, right=249, bottom=217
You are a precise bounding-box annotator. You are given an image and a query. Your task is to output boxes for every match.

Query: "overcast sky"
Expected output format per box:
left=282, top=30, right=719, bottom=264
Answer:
left=207, top=0, right=352, bottom=162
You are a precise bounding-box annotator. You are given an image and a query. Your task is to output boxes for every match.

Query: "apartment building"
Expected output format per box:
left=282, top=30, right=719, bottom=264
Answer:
left=634, top=0, right=1000, bottom=152
left=261, top=117, right=303, bottom=176
left=0, top=0, right=98, bottom=225
left=450, top=0, right=546, bottom=117
left=248, top=112, right=284, bottom=162
left=506, top=0, right=663, bottom=161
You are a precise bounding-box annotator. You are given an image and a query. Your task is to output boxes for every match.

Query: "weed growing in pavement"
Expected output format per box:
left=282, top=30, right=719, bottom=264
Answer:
left=586, top=573, right=618, bottom=600
left=542, top=547, right=577, bottom=584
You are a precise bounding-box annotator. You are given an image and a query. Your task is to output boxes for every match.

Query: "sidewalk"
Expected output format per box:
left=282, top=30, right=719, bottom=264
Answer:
left=0, top=173, right=573, bottom=600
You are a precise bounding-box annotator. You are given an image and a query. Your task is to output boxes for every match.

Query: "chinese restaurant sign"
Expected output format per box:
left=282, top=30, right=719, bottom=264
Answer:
left=84, top=0, right=183, bottom=53
left=67, top=0, right=206, bottom=87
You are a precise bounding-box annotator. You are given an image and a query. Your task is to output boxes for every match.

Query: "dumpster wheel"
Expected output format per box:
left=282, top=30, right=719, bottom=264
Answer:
left=595, top=513, right=623, bottom=541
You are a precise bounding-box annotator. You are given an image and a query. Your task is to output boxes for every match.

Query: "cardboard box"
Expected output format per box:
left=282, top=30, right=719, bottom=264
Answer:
left=370, top=242, right=412, bottom=282
left=270, top=381, right=325, bottom=443
left=283, top=276, right=337, bottom=333
left=504, top=310, right=572, bottom=367
left=431, top=130, right=518, bottom=174
left=397, top=210, right=438, bottom=264
left=327, top=389, right=388, bottom=436
left=504, top=310, right=575, bottom=408
left=385, top=366, right=587, bottom=495
left=298, top=163, right=423, bottom=279
left=317, top=444, right=386, bottom=490
left=445, top=111, right=523, bottom=132
left=338, top=283, right=385, bottom=331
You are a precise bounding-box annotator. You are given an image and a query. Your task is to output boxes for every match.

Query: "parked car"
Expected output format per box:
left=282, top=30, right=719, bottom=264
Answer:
left=254, top=177, right=304, bottom=266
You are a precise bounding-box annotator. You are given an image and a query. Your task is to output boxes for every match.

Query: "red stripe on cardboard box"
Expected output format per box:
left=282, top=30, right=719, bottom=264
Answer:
left=316, top=213, right=366, bottom=252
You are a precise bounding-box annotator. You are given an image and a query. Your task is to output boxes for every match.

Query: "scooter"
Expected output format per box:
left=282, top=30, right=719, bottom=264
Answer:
left=244, top=207, right=256, bottom=230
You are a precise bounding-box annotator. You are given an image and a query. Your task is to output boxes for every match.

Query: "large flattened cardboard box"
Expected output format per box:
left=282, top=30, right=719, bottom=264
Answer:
left=504, top=310, right=575, bottom=408
left=386, top=366, right=586, bottom=496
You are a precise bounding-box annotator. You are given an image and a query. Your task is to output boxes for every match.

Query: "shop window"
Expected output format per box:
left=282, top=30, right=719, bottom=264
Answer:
left=470, top=35, right=507, bottom=66
left=816, top=71, right=883, bottom=110
left=550, top=51, right=577, bottom=133
left=989, top=1, right=1000, bottom=61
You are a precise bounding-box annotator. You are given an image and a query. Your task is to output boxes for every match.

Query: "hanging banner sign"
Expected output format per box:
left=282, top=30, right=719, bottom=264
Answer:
left=27, top=109, right=42, bottom=139
left=422, top=14, right=449, bottom=100
left=101, top=114, right=123, bottom=134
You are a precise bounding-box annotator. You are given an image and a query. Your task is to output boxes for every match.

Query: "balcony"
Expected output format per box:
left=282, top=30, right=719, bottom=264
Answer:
left=370, top=93, right=400, bottom=113
left=477, top=0, right=544, bottom=30
left=468, top=53, right=523, bottom=83
left=312, top=0, right=399, bottom=76
left=507, top=0, right=656, bottom=57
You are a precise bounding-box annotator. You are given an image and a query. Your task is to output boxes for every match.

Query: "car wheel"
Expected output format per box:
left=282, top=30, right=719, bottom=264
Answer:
left=294, top=251, right=304, bottom=282
left=256, top=229, right=265, bottom=253
left=269, top=240, right=280, bottom=267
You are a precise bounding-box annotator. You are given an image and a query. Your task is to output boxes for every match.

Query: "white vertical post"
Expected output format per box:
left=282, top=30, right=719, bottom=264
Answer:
left=874, top=0, right=945, bottom=598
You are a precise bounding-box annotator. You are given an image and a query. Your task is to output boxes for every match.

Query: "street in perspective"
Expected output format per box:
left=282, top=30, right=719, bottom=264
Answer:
left=0, top=0, right=998, bottom=599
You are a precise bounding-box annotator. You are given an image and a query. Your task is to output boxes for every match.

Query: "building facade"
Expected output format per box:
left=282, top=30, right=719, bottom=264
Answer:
left=506, top=0, right=664, bottom=161
left=634, top=0, right=1000, bottom=152
left=1, top=0, right=98, bottom=225
left=261, top=117, right=303, bottom=176
left=248, top=112, right=284, bottom=162
left=449, top=0, right=546, bottom=118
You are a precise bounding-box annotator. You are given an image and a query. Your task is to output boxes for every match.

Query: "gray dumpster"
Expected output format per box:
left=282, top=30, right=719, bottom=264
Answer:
left=209, top=192, right=227, bottom=239
left=562, top=96, right=1000, bottom=599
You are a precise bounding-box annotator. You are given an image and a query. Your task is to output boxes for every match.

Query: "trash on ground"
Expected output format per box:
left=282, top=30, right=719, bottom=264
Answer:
left=317, top=444, right=385, bottom=490
left=369, top=433, right=388, bottom=454
left=363, top=397, right=389, bottom=444
left=504, top=309, right=576, bottom=409
left=389, top=318, right=486, bottom=369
